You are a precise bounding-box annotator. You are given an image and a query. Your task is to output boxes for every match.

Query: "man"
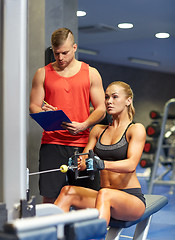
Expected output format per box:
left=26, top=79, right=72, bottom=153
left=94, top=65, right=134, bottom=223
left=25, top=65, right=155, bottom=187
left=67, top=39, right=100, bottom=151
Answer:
left=29, top=28, right=106, bottom=203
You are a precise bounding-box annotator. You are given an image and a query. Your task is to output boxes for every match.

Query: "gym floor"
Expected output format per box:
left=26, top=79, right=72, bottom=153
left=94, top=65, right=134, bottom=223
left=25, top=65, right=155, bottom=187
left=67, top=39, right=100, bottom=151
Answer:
left=120, top=165, right=175, bottom=240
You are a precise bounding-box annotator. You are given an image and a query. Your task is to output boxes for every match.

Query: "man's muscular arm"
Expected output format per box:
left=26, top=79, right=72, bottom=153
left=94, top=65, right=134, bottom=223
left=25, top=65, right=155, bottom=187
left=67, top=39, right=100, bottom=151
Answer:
left=29, top=68, right=45, bottom=113
left=85, top=66, right=106, bottom=127
left=29, top=68, right=56, bottom=113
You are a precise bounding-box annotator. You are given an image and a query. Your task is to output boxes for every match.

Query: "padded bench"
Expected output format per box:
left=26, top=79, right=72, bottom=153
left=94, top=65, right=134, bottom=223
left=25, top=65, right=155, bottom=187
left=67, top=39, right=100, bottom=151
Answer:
left=0, top=195, right=168, bottom=240
left=105, top=194, right=168, bottom=240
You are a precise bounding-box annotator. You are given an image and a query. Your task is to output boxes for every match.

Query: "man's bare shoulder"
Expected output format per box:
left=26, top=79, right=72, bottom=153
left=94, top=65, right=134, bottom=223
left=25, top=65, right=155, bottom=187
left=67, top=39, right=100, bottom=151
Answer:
left=88, top=65, right=102, bottom=84
left=32, top=66, right=46, bottom=86
left=34, top=66, right=45, bottom=79
left=89, top=65, right=99, bottom=74
left=36, top=66, right=45, bottom=75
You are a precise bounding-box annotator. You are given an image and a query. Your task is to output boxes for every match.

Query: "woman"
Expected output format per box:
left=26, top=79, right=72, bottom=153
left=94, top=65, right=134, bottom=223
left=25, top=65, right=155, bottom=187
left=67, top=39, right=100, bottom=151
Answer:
left=54, top=81, right=146, bottom=225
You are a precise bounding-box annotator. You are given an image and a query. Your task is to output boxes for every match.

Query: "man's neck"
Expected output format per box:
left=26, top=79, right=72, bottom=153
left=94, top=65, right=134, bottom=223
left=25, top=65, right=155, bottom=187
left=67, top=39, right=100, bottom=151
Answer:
left=53, top=59, right=82, bottom=77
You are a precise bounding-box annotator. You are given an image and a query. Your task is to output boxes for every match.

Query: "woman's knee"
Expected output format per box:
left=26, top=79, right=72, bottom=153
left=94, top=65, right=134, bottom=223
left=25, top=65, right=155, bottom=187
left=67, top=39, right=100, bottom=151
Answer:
left=55, top=185, right=76, bottom=205
left=97, top=188, right=111, bottom=201
left=60, top=185, right=75, bottom=195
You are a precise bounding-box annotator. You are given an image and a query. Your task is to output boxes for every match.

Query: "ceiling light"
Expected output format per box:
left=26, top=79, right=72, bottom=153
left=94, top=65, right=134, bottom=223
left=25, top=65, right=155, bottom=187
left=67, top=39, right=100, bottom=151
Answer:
left=129, top=57, right=160, bottom=67
left=77, top=11, right=86, bottom=17
left=78, top=48, right=98, bottom=55
left=118, top=23, right=133, bottom=29
left=155, top=32, right=170, bottom=39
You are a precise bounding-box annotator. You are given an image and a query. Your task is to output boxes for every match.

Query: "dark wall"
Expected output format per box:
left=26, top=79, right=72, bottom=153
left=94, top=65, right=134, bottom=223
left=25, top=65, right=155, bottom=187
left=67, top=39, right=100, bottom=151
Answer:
left=81, top=59, right=175, bottom=127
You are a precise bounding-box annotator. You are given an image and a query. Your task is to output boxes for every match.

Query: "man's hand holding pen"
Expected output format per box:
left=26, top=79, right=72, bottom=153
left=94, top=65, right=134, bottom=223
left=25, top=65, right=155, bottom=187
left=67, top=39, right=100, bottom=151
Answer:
left=42, top=100, right=57, bottom=112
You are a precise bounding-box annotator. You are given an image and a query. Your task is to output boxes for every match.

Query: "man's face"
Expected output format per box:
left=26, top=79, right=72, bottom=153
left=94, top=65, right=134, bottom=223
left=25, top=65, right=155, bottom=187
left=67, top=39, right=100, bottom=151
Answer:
left=52, top=37, right=77, bottom=69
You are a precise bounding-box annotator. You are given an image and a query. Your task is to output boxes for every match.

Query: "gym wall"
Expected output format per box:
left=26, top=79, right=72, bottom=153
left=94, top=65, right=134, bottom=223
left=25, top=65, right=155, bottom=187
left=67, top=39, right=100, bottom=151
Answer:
left=81, top=59, right=175, bottom=128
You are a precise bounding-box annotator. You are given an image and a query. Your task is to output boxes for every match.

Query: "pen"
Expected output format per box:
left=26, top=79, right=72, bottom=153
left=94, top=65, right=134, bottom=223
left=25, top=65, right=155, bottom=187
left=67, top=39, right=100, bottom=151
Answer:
left=43, top=100, right=49, bottom=105
left=43, top=100, right=58, bottom=111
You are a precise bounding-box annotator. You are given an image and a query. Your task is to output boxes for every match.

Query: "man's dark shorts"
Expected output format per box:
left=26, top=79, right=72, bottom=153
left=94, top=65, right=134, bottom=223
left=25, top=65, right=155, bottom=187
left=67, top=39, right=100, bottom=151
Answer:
left=39, top=144, right=100, bottom=199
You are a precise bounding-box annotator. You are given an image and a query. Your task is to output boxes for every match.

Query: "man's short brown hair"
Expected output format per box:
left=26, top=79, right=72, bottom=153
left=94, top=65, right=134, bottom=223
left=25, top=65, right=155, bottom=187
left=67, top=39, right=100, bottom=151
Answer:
left=51, top=28, right=75, bottom=47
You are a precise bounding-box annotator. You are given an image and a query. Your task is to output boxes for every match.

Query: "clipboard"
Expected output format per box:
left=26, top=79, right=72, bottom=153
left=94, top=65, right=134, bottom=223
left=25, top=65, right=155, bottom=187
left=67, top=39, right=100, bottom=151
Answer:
left=30, top=110, right=72, bottom=131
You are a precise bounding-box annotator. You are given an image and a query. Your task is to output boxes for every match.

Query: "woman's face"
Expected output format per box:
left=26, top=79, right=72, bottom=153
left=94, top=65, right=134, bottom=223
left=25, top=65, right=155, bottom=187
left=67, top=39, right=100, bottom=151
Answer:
left=105, top=84, right=129, bottom=116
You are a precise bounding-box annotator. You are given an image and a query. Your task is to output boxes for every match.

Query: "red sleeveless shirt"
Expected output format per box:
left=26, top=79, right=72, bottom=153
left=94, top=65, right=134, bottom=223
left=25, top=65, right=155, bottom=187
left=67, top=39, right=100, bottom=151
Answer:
left=41, top=62, right=90, bottom=147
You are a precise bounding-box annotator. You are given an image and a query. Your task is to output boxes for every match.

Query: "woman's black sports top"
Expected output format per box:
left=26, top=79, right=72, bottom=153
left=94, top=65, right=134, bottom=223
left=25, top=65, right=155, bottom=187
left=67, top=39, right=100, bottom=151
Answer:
left=94, top=122, right=133, bottom=161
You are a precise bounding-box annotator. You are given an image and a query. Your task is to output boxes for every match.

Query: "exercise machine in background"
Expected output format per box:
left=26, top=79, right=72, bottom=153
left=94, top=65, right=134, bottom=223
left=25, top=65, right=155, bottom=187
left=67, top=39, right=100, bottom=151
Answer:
left=148, top=98, right=175, bottom=194
left=139, top=99, right=175, bottom=194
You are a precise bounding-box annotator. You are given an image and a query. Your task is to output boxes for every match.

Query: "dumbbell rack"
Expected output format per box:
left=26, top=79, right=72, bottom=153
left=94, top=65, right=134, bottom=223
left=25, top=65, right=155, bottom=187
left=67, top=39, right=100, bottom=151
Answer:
left=148, top=98, right=175, bottom=194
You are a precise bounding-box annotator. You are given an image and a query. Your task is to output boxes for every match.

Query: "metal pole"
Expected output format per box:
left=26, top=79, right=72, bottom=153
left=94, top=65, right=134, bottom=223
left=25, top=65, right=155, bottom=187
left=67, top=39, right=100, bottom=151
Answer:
left=2, top=0, right=28, bottom=220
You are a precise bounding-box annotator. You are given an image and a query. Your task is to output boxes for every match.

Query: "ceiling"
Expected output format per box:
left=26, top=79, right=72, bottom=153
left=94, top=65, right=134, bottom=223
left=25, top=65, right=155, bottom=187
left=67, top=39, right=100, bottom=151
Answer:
left=77, top=0, right=175, bottom=74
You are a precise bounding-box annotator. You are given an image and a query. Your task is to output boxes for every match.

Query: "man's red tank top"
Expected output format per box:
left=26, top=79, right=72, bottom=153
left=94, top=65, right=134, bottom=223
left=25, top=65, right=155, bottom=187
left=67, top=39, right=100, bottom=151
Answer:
left=41, top=62, right=90, bottom=147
